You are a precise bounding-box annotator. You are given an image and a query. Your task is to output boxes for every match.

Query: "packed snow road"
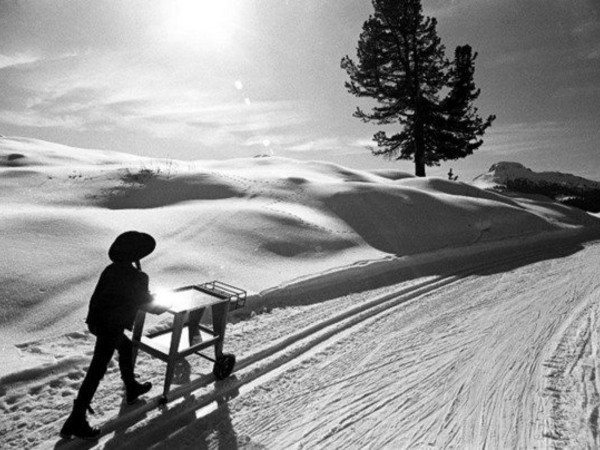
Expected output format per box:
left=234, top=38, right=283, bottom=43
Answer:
left=141, top=237, right=600, bottom=450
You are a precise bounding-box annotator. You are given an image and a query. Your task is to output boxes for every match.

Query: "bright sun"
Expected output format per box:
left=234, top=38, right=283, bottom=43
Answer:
left=164, top=0, right=239, bottom=48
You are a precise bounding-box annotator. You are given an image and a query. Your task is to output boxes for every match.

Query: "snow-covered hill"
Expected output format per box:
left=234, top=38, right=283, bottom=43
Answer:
left=1, top=138, right=597, bottom=348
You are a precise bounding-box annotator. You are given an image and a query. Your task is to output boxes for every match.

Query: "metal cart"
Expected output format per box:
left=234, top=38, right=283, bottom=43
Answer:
left=131, top=281, right=246, bottom=403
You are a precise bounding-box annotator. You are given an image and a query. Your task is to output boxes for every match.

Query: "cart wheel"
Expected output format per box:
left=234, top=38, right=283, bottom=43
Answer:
left=213, top=353, right=236, bottom=380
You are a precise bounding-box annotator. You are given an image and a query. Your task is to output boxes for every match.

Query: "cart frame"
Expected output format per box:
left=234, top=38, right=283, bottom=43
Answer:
left=131, top=282, right=245, bottom=403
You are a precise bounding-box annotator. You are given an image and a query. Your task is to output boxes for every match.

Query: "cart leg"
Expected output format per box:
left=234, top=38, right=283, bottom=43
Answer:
left=163, top=313, right=185, bottom=400
left=131, top=310, right=146, bottom=366
left=211, top=302, right=229, bottom=359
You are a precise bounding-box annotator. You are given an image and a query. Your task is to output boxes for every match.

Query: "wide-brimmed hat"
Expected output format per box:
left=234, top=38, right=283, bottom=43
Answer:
left=108, top=231, right=156, bottom=263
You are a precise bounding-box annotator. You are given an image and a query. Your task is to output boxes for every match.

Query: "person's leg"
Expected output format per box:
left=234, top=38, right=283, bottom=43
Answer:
left=116, top=332, right=152, bottom=404
left=116, top=333, right=135, bottom=386
left=61, top=332, right=117, bottom=439
left=76, top=333, right=118, bottom=407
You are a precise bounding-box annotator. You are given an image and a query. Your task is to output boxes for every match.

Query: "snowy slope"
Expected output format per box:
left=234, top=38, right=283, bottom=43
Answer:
left=0, top=136, right=146, bottom=167
left=2, top=138, right=597, bottom=349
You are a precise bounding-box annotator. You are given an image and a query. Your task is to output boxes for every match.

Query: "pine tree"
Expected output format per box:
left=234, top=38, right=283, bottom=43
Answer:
left=341, top=0, right=494, bottom=176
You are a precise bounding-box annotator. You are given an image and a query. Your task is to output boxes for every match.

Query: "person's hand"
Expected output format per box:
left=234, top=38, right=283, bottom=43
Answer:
left=142, top=298, right=170, bottom=315
left=147, top=303, right=169, bottom=315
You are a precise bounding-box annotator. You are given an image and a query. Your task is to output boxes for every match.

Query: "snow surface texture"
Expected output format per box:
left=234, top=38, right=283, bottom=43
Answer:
left=1, top=136, right=600, bottom=449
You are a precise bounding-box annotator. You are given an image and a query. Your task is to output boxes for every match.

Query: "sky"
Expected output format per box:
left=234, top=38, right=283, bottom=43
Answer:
left=0, top=0, right=599, bottom=181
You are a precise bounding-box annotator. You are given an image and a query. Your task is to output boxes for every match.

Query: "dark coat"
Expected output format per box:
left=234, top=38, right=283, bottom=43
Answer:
left=86, top=263, right=152, bottom=333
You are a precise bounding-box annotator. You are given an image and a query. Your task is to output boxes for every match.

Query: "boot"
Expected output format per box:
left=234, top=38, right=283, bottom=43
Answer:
left=59, top=400, right=101, bottom=440
left=126, top=380, right=152, bottom=404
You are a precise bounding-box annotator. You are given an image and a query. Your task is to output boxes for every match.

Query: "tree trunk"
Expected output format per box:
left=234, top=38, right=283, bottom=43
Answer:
left=414, top=151, right=426, bottom=177
left=414, top=116, right=426, bottom=177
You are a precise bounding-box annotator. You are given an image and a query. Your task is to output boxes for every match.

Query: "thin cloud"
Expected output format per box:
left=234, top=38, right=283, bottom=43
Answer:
left=485, top=46, right=570, bottom=68
left=423, top=0, right=469, bottom=18
left=0, top=53, right=40, bottom=69
left=286, top=136, right=378, bottom=157
left=0, top=47, right=313, bottom=148
left=0, top=109, right=84, bottom=128
left=1, top=94, right=312, bottom=146
left=288, top=137, right=346, bottom=153
left=352, top=138, right=377, bottom=148
left=481, top=122, right=570, bottom=155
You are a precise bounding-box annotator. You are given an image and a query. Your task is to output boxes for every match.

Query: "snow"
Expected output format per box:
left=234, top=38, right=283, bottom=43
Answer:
left=1, top=136, right=600, bottom=449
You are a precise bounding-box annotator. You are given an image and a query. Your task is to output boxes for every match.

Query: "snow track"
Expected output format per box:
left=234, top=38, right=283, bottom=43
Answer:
left=231, top=239, right=600, bottom=450
left=217, top=238, right=600, bottom=450
left=31, top=233, right=600, bottom=449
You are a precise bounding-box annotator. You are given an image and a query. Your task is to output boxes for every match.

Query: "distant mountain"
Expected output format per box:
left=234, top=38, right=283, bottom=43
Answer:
left=472, top=162, right=600, bottom=213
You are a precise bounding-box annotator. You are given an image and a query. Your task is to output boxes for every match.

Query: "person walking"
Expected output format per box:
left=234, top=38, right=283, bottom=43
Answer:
left=60, top=231, right=157, bottom=440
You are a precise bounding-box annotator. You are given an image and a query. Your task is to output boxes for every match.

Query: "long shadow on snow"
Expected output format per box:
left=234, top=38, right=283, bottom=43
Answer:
left=99, top=377, right=266, bottom=450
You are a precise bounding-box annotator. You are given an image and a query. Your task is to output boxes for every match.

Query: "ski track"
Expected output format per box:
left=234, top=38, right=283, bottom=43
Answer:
left=4, top=237, right=600, bottom=449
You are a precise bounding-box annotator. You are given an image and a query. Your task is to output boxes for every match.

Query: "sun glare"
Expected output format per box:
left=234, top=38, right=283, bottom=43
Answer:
left=151, top=288, right=174, bottom=310
left=164, top=0, right=239, bottom=48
